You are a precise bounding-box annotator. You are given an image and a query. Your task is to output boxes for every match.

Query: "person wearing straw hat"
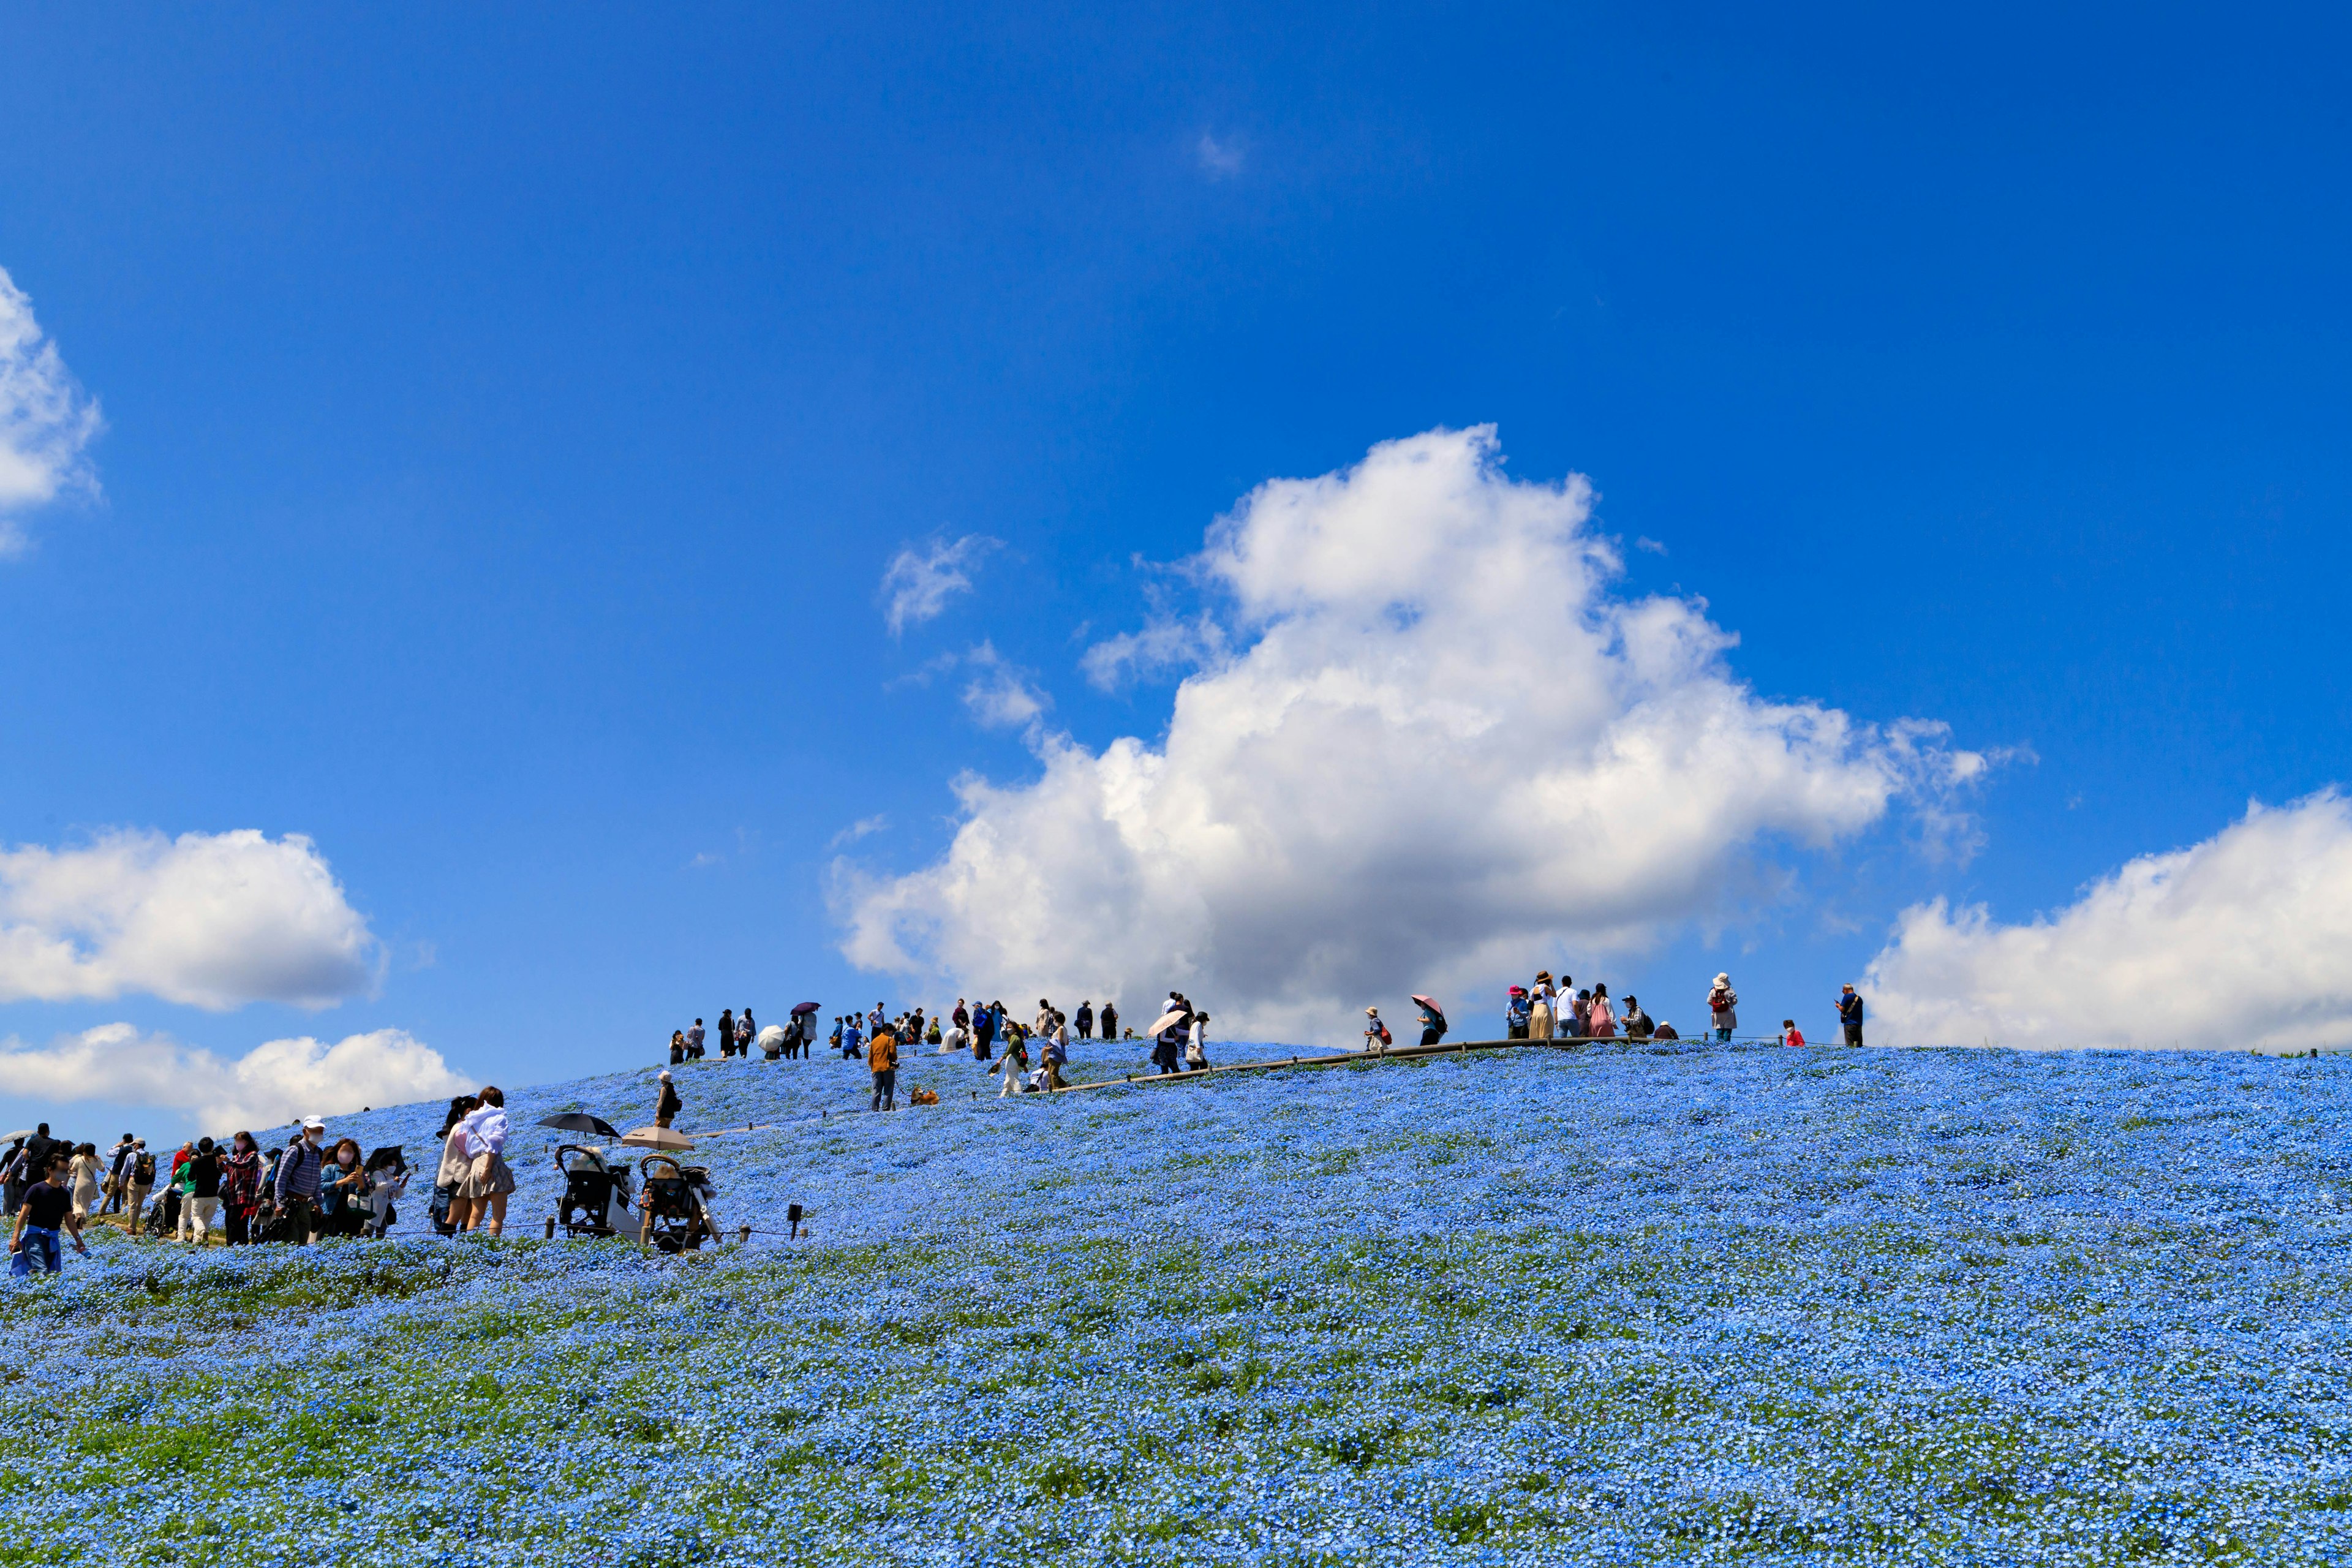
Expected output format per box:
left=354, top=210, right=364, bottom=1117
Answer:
left=1708, top=974, right=1738, bottom=1042
left=1527, top=978, right=1554, bottom=1042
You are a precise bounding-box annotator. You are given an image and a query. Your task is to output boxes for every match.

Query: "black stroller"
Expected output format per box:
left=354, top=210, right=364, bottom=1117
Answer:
left=635, top=1155, right=720, bottom=1253
left=142, top=1188, right=181, bottom=1238
left=549, top=1145, right=636, bottom=1238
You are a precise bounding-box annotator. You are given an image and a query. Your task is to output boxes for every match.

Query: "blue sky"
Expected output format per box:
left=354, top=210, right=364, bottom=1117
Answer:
left=3, top=4, right=2349, bottom=1142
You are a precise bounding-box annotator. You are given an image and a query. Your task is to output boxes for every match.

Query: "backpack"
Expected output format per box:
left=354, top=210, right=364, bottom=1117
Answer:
left=133, top=1153, right=156, bottom=1186
left=1375, top=1021, right=1393, bottom=1046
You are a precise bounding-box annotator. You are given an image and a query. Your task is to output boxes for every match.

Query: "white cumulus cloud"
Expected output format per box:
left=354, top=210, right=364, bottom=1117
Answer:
left=0, top=829, right=379, bottom=1010
left=0, top=265, right=102, bottom=556
left=1864, top=791, right=2352, bottom=1051
left=881, top=533, right=1000, bottom=635
left=0, top=1023, right=472, bottom=1133
left=840, top=426, right=1984, bottom=1043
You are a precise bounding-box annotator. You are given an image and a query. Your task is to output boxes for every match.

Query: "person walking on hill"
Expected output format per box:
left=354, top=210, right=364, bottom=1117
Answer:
left=1531, top=978, right=1556, bottom=1041
left=459, top=1088, right=514, bottom=1236
left=1041, top=1026, right=1069, bottom=1089
left=1076, top=1001, right=1093, bottom=1040
left=1587, top=984, right=1616, bottom=1040
left=1154, top=995, right=1189, bottom=1075
left=276, top=1119, right=328, bottom=1245
left=1505, top=987, right=1531, bottom=1040
left=1708, top=974, right=1738, bottom=1042
left=739, top=1008, right=756, bottom=1057
left=1185, top=1012, right=1212, bottom=1072
left=9, top=1153, right=86, bottom=1276
left=104, top=1134, right=136, bottom=1215
left=1099, top=1001, right=1118, bottom=1041
left=869, top=1025, right=899, bottom=1112
left=1363, top=1006, right=1392, bottom=1055
left=686, top=1019, right=706, bottom=1060
left=972, top=1005, right=996, bottom=1061
left=716, top=1009, right=735, bottom=1061
left=221, top=1133, right=262, bottom=1245
left=435, top=1097, right=478, bottom=1236
left=997, top=1033, right=1031, bottom=1096
left=67, top=1145, right=102, bottom=1223
left=1781, top=1019, right=1806, bottom=1048
left=1838, top=984, right=1864, bottom=1047
left=1622, top=997, right=1654, bottom=1040
left=123, top=1142, right=154, bottom=1238
left=178, top=1137, right=222, bottom=1243
left=655, top=1071, right=682, bottom=1129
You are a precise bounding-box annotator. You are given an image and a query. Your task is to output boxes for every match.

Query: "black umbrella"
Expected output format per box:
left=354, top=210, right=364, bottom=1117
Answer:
left=791, top=1001, right=820, bottom=1017
left=538, top=1112, right=620, bottom=1139
left=365, top=1145, right=407, bottom=1172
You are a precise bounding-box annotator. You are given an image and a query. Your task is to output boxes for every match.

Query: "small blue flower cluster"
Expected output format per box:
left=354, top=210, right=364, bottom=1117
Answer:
left=5, top=1040, right=2349, bottom=1566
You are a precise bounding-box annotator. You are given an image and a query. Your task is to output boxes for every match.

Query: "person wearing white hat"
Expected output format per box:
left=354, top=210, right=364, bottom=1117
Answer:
left=274, top=1118, right=328, bottom=1244
left=1708, top=974, right=1738, bottom=1043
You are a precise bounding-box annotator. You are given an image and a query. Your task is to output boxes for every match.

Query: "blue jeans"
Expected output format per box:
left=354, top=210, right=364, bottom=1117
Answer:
left=10, top=1226, right=61, bottom=1275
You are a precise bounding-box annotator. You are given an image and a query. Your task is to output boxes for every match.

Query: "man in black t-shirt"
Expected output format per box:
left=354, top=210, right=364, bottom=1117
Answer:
left=9, top=1155, right=87, bottom=1275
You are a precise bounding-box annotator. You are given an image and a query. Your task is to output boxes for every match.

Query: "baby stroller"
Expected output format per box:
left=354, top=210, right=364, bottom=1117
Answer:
left=143, top=1188, right=181, bottom=1238
left=635, top=1154, right=719, bottom=1253
left=550, top=1145, right=636, bottom=1238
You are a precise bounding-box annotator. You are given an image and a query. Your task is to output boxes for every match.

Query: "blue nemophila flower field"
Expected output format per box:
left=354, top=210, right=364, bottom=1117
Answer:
left=6, top=1039, right=2351, bottom=1567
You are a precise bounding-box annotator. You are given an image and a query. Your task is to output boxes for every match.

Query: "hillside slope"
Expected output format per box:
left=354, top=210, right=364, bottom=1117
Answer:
left=6, top=1042, right=2350, bottom=1566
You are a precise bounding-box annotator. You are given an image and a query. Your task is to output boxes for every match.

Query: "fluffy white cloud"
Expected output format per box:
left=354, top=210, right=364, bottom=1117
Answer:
left=1864, top=791, right=2352, bottom=1050
left=0, top=1023, right=472, bottom=1133
left=881, top=534, right=1000, bottom=635
left=0, top=829, right=379, bottom=1010
left=0, top=265, right=102, bottom=556
left=842, top=427, right=1982, bottom=1043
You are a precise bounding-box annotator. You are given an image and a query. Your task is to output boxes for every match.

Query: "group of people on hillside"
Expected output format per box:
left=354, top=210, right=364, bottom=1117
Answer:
left=1502, top=974, right=1668, bottom=1042
left=671, top=1005, right=818, bottom=1065
left=4, top=1116, right=421, bottom=1272
left=1494, top=972, right=1864, bottom=1047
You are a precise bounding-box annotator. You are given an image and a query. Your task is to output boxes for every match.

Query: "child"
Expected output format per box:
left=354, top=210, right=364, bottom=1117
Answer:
left=997, top=1036, right=1032, bottom=1098
left=1781, top=1019, right=1805, bottom=1048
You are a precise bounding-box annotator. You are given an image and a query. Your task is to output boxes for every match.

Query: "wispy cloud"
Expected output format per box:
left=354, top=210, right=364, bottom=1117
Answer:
left=961, top=641, right=1049, bottom=731
left=1196, top=132, right=1245, bottom=179
left=0, top=265, right=103, bottom=558
left=829, top=815, right=889, bottom=849
left=881, top=534, right=1001, bottom=635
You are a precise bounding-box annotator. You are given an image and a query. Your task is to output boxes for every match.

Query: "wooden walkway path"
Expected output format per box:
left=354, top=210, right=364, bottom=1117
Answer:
left=1044, top=1035, right=1574, bottom=1095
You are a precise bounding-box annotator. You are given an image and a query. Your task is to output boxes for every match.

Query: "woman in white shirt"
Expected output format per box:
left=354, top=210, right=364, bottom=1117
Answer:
left=1185, top=1013, right=1212, bottom=1071
left=437, top=1096, right=478, bottom=1235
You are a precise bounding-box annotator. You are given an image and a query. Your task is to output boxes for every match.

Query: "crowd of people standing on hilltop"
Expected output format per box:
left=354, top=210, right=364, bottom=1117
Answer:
left=1494, top=971, right=1864, bottom=1047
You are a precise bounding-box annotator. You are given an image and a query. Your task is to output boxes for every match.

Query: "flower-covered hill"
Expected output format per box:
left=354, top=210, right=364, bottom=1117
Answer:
left=7, top=1040, right=2352, bottom=1567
